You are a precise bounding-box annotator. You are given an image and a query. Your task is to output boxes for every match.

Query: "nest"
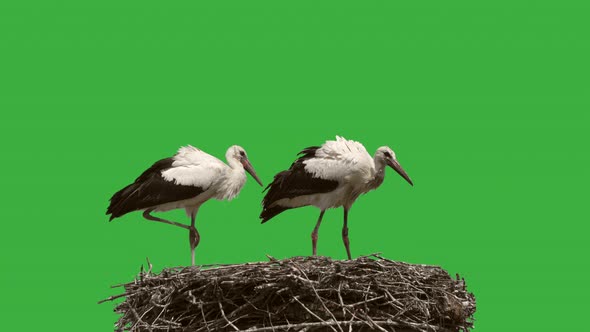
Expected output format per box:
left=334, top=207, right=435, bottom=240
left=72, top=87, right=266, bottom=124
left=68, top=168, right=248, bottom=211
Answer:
left=101, top=254, right=476, bottom=332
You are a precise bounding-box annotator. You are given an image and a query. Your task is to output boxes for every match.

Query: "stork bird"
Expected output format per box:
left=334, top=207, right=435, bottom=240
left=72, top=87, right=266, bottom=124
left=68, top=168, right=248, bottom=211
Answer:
left=106, top=145, right=263, bottom=265
left=260, top=136, right=413, bottom=259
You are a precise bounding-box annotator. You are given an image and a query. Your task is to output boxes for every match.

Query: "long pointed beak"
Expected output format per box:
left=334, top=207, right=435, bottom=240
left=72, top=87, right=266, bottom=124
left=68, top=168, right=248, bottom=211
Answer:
left=242, top=159, right=264, bottom=186
left=387, top=159, right=413, bottom=186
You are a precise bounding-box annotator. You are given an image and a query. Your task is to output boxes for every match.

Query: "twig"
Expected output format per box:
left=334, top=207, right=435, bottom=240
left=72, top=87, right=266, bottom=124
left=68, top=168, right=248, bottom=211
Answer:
left=292, top=296, right=338, bottom=332
left=101, top=254, right=476, bottom=332
left=219, top=302, right=239, bottom=331
left=240, top=319, right=448, bottom=332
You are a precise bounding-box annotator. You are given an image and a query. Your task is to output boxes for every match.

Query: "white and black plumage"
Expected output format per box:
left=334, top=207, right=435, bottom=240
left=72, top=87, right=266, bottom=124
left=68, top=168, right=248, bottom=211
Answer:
left=260, top=136, right=413, bottom=259
left=107, top=145, right=263, bottom=265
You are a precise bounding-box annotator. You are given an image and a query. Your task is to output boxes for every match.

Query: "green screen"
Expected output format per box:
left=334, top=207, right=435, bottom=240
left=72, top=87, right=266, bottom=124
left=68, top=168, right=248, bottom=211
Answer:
left=1, top=1, right=588, bottom=331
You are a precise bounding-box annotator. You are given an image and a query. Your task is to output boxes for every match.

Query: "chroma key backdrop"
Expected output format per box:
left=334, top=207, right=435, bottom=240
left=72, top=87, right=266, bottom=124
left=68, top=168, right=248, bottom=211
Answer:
left=1, top=1, right=588, bottom=331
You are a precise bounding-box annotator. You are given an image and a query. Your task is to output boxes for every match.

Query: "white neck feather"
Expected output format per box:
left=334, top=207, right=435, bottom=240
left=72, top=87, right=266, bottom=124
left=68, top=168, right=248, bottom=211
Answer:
left=368, top=155, right=386, bottom=190
left=216, top=161, right=247, bottom=200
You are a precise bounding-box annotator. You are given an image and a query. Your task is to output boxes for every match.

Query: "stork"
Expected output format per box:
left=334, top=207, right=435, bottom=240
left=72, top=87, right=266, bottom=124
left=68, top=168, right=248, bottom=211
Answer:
left=260, top=136, right=413, bottom=259
left=107, top=145, right=263, bottom=265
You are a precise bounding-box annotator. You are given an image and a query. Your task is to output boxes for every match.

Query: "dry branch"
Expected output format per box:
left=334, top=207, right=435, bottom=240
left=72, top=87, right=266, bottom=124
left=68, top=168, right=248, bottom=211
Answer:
left=101, top=254, right=476, bottom=332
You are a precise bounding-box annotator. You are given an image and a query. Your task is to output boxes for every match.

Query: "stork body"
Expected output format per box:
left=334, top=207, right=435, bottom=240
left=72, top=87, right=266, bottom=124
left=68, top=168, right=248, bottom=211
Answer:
left=107, top=145, right=262, bottom=265
left=261, top=136, right=413, bottom=259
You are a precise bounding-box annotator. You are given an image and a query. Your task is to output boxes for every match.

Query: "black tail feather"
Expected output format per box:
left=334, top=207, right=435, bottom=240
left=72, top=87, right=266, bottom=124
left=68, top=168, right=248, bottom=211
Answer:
left=260, top=145, right=337, bottom=224
left=260, top=205, right=290, bottom=223
left=105, top=157, right=204, bottom=222
left=106, top=182, right=140, bottom=221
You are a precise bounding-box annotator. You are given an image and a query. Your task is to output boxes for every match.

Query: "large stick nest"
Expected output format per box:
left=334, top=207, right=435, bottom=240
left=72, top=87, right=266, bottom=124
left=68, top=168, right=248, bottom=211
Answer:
left=102, top=255, right=476, bottom=331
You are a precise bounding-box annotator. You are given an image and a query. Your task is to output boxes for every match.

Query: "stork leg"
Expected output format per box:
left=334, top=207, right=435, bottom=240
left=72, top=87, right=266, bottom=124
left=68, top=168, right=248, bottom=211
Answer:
left=189, top=210, right=200, bottom=266
left=311, top=210, right=325, bottom=256
left=142, top=209, right=189, bottom=230
left=342, top=208, right=352, bottom=260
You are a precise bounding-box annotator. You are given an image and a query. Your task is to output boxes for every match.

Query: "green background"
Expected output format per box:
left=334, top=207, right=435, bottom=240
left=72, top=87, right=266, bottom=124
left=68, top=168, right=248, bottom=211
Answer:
left=1, top=1, right=588, bottom=331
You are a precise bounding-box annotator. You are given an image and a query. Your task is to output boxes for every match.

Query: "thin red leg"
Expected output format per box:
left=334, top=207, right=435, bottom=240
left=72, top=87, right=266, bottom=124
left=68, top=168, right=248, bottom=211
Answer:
left=311, top=210, right=325, bottom=256
left=342, top=208, right=352, bottom=260
left=189, top=211, right=200, bottom=266
left=143, top=209, right=189, bottom=230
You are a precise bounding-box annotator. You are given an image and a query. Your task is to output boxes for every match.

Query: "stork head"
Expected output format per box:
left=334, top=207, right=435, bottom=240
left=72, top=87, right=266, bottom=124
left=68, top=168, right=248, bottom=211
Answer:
left=375, top=146, right=413, bottom=186
left=228, top=145, right=264, bottom=186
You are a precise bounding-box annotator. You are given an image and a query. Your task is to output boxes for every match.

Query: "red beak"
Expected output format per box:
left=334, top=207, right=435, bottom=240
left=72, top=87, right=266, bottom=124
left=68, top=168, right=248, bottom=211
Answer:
left=241, top=158, right=263, bottom=186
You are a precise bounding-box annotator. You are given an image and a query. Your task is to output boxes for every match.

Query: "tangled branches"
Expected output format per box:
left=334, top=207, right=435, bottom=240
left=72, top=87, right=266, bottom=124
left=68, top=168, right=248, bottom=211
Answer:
left=101, top=254, right=476, bottom=331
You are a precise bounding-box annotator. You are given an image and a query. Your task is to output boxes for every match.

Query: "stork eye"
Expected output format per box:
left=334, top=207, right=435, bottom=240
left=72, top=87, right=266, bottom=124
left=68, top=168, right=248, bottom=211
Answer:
left=383, top=151, right=391, bottom=158
left=239, top=151, right=246, bottom=157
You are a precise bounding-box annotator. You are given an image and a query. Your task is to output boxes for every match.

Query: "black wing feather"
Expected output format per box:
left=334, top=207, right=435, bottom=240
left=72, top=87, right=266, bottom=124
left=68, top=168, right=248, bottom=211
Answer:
left=260, top=147, right=339, bottom=223
left=106, top=158, right=204, bottom=220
